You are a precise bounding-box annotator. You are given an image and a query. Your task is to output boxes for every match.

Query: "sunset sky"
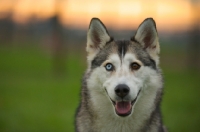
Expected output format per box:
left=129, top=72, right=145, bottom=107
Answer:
left=0, top=0, right=199, bottom=32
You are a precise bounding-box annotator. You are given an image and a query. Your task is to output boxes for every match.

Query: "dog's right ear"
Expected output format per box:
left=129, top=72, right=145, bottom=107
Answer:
left=86, top=18, right=111, bottom=55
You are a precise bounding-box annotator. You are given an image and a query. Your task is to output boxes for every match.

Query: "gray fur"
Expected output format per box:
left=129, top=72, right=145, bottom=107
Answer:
left=75, top=18, right=167, bottom=132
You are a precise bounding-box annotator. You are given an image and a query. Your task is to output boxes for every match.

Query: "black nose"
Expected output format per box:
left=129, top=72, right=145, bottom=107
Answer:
left=115, top=84, right=130, bottom=98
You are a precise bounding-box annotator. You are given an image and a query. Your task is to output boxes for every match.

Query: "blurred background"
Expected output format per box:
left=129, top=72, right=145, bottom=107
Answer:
left=0, top=0, right=200, bottom=131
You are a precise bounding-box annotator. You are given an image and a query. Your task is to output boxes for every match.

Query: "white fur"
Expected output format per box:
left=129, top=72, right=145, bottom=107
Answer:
left=87, top=52, right=162, bottom=132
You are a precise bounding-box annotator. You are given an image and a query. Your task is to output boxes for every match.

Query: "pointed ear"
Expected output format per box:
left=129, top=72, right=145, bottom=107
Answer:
left=86, top=18, right=111, bottom=55
left=132, top=18, right=160, bottom=64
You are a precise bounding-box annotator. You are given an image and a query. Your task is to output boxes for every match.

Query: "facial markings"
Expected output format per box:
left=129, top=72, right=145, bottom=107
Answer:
left=102, top=55, right=120, bottom=72
left=90, top=41, right=157, bottom=105
left=115, top=41, right=130, bottom=77
left=103, top=50, right=143, bottom=102
left=101, top=41, right=144, bottom=76
left=116, top=40, right=129, bottom=63
left=91, top=40, right=156, bottom=71
left=122, top=53, right=143, bottom=73
left=128, top=41, right=157, bottom=70
left=91, top=42, right=115, bottom=69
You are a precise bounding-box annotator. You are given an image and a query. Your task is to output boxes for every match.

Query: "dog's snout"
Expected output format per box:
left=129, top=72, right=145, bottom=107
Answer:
left=115, top=84, right=130, bottom=98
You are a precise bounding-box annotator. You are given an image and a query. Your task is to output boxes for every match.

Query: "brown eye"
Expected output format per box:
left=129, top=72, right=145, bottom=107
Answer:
left=131, top=62, right=141, bottom=70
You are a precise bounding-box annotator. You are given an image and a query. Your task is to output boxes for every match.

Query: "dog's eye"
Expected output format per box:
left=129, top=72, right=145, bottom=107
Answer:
left=105, top=63, right=114, bottom=71
left=131, top=62, right=141, bottom=70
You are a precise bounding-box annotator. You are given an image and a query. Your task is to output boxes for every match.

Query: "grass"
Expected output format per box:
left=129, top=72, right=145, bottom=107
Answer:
left=162, top=70, right=200, bottom=132
left=0, top=46, right=199, bottom=132
left=0, top=47, right=84, bottom=131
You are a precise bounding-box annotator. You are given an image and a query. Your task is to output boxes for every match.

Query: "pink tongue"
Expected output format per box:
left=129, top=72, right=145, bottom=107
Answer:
left=115, top=101, right=131, bottom=115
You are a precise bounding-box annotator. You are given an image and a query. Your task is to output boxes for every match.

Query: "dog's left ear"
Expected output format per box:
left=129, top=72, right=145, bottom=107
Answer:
left=86, top=18, right=111, bottom=56
left=133, top=18, right=160, bottom=64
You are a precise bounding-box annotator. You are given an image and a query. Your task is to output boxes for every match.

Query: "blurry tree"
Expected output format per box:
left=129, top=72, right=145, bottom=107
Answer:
left=0, top=12, right=14, bottom=45
left=188, top=0, right=200, bottom=70
left=50, top=0, right=66, bottom=76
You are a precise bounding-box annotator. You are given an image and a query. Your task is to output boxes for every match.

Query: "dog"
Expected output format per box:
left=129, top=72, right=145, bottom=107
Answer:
left=75, top=18, right=167, bottom=132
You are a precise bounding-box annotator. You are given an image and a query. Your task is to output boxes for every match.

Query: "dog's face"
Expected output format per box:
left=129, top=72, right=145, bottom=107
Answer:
left=86, top=18, right=160, bottom=117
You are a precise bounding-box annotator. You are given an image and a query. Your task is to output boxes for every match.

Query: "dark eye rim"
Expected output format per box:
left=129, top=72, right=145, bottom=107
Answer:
left=131, top=62, right=141, bottom=70
left=105, top=63, right=114, bottom=71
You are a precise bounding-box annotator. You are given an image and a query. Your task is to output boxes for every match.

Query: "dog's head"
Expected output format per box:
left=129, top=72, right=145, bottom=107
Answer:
left=86, top=18, right=160, bottom=117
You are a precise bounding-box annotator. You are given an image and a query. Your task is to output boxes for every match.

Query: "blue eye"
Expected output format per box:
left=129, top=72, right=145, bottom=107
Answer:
left=105, top=63, right=114, bottom=71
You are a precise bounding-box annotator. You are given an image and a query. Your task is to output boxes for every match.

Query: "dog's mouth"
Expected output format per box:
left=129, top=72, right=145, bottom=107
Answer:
left=113, top=101, right=132, bottom=116
left=111, top=90, right=141, bottom=117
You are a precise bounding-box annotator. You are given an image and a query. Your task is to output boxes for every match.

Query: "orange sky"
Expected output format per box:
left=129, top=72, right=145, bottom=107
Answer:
left=0, top=0, right=199, bottom=32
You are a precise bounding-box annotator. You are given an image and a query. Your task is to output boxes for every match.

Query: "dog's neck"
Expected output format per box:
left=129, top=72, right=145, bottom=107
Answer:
left=88, top=85, right=161, bottom=132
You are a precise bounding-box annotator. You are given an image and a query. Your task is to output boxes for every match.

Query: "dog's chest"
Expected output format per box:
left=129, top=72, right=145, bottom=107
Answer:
left=93, top=116, right=144, bottom=132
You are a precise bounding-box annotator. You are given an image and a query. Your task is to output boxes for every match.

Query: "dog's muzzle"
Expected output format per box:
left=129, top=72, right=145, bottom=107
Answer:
left=110, top=84, right=141, bottom=117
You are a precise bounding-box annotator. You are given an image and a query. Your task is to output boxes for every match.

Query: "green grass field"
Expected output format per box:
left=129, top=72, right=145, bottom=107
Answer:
left=0, top=46, right=199, bottom=132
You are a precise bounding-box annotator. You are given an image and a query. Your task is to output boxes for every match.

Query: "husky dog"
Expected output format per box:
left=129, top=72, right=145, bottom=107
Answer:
left=75, top=18, right=167, bottom=132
